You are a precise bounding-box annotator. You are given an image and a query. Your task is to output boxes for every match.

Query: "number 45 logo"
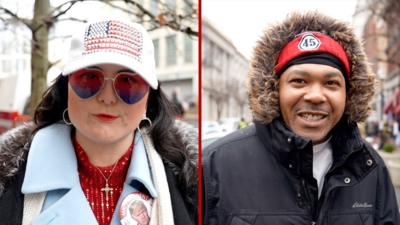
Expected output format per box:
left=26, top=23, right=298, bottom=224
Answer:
left=298, top=33, right=321, bottom=50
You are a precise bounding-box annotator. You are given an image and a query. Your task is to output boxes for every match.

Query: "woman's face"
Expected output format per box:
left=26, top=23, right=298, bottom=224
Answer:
left=68, top=64, right=149, bottom=145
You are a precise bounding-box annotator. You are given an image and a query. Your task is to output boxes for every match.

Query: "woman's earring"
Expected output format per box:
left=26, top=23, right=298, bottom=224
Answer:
left=138, top=113, right=152, bottom=135
left=141, top=114, right=152, bottom=127
left=63, top=108, right=72, bottom=125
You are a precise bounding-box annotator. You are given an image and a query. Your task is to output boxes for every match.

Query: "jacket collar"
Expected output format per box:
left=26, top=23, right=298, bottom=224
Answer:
left=0, top=120, right=198, bottom=208
left=21, top=123, right=157, bottom=198
left=329, top=116, right=364, bottom=163
left=255, top=118, right=311, bottom=162
left=255, top=116, right=367, bottom=177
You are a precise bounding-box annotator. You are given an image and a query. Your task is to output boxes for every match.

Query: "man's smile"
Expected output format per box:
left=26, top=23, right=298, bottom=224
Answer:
left=297, top=110, right=328, bottom=122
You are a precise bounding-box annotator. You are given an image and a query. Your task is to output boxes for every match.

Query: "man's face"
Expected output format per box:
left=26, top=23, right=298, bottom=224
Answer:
left=279, top=63, right=346, bottom=144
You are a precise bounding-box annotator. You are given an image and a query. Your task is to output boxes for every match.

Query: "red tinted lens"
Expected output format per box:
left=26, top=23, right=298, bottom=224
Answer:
left=114, top=73, right=149, bottom=104
left=69, top=69, right=104, bottom=99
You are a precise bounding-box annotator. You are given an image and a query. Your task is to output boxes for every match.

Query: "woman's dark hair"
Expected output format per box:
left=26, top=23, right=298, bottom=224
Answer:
left=33, top=74, right=196, bottom=211
left=33, top=75, right=68, bottom=130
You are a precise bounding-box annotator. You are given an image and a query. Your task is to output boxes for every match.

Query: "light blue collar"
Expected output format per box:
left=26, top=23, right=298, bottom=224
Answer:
left=22, top=123, right=157, bottom=198
left=127, top=129, right=158, bottom=197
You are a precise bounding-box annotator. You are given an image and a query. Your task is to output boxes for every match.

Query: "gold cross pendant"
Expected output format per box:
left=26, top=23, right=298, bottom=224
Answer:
left=101, top=182, right=113, bottom=205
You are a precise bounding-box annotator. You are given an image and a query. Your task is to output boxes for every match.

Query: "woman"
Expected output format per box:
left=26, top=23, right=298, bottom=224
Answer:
left=0, top=19, right=197, bottom=225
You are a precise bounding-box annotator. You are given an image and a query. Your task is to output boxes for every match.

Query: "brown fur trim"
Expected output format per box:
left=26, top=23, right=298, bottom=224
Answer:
left=0, top=123, right=34, bottom=194
left=248, top=11, right=376, bottom=123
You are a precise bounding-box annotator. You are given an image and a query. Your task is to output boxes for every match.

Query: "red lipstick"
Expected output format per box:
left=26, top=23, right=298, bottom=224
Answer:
left=95, top=114, right=118, bottom=122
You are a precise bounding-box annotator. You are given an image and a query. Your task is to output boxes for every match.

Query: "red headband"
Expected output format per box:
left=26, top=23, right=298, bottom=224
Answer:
left=275, top=32, right=350, bottom=78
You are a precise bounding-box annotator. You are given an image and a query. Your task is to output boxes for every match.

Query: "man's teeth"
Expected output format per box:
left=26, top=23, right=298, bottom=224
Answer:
left=300, top=113, right=325, bottom=121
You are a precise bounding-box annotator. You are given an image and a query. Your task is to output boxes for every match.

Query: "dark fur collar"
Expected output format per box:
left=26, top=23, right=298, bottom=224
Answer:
left=0, top=123, right=34, bottom=195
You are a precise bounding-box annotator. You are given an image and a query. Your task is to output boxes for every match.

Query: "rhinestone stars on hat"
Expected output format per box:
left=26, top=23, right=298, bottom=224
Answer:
left=83, top=20, right=143, bottom=62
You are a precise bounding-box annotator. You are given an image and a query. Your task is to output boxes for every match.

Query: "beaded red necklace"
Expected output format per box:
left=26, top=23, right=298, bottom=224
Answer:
left=73, top=137, right=133, bottom=225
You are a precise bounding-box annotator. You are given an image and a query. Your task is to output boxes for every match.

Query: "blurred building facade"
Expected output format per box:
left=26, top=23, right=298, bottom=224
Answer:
left=202, top=19, right=250, bottom=122
left=354, top=0, right=400, bottom=123
left=0, top=0, right=32, bottom=113
left=148, top=0, right=198, bottom=116
left=0, top=24, right=31, bottom=112
left=0, top=0, right=198, bottom=121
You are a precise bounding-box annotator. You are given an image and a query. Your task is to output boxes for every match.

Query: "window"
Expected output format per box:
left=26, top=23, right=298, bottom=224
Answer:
left=184, top=0, right=193, bottom=14
left=2, top=60, right=12, bottom=73
left=151, top=0, right=159, bottom=16
left=23, top=41, right=30, bottom=54
left=166, top=0, right=176, bottom=11
left=23, top=60, right=28, bottom=71
left=16, top=59, right=22, bottom=71
left=184, top=35, right=193, bottom=63
left=153, top=39, right=160, bottom=67
left=1, top=42, right=11, bottom=54
left=166, top=35, right=177, bottom=66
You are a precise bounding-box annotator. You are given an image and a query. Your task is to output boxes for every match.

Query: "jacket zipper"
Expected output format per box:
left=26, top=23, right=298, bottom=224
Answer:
left=313, top=144, right=365, bottom=223
left=301, top=178, right=317, bottom=223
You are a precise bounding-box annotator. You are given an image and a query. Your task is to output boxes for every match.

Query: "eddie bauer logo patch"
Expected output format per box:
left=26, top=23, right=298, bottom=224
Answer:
left=298, top=33, right=321, bottom=50
left=352, top=202, right=373, bottom=208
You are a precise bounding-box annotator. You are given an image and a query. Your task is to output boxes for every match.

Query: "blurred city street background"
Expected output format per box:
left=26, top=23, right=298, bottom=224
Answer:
left=0, top=0, right=198, bottom=131
left=202, top=0, right=400, bottom=207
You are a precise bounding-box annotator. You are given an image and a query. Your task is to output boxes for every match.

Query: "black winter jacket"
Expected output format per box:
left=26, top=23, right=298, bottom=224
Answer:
left=203, top=118, right=400, bottom=225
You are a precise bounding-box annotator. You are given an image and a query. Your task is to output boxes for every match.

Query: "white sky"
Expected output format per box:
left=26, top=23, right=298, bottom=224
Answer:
left=203, top=0, right=359, bottom=59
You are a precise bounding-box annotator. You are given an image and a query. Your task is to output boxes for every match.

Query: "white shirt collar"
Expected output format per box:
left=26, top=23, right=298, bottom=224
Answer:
left=313, top=136, right=332, bottom=154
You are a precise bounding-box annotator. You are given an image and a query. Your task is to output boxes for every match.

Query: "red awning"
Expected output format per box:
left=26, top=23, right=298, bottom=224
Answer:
left=385, top=90, right=400, bottom=114
left=385, top=101, right=395, bottom=114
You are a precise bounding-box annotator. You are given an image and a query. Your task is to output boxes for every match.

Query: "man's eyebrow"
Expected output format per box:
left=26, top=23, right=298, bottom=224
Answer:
left=287, top=70, right=343, bottom=78
left=287, top=69, right=311, bottom=77
left=325, top=72, right=343, bottom=78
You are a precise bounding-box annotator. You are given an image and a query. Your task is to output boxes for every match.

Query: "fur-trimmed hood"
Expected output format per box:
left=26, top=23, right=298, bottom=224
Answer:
left=248, top=11, right=376, bottom=124
left=0, top=121, right=198, bottom=201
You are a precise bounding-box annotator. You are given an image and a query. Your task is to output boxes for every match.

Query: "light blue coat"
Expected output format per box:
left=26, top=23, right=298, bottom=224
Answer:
left=21, top=123, right=157, bottom=225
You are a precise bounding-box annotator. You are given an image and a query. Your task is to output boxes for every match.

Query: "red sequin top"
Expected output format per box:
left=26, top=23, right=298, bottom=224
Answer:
left=73, top=137, right=133, bottom=225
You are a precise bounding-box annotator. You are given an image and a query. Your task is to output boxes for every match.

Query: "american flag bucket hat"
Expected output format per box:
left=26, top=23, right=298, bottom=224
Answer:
left=62, top=19, right=158, bottom=89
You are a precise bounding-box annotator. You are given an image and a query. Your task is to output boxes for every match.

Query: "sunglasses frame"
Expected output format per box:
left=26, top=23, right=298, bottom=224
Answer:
left=68, top=68, right=149, bottom=105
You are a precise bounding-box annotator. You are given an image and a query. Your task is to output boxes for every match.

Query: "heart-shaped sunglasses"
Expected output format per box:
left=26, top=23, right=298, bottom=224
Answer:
left=69, top=68, right=149, bottom=104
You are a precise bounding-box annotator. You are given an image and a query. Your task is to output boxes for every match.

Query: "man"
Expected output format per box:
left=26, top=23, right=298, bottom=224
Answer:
left=238, top=118, right=248, bottom=129
left=202, top=12, right=400, bottom=225
left=172, top=90, right=185, bottom=119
